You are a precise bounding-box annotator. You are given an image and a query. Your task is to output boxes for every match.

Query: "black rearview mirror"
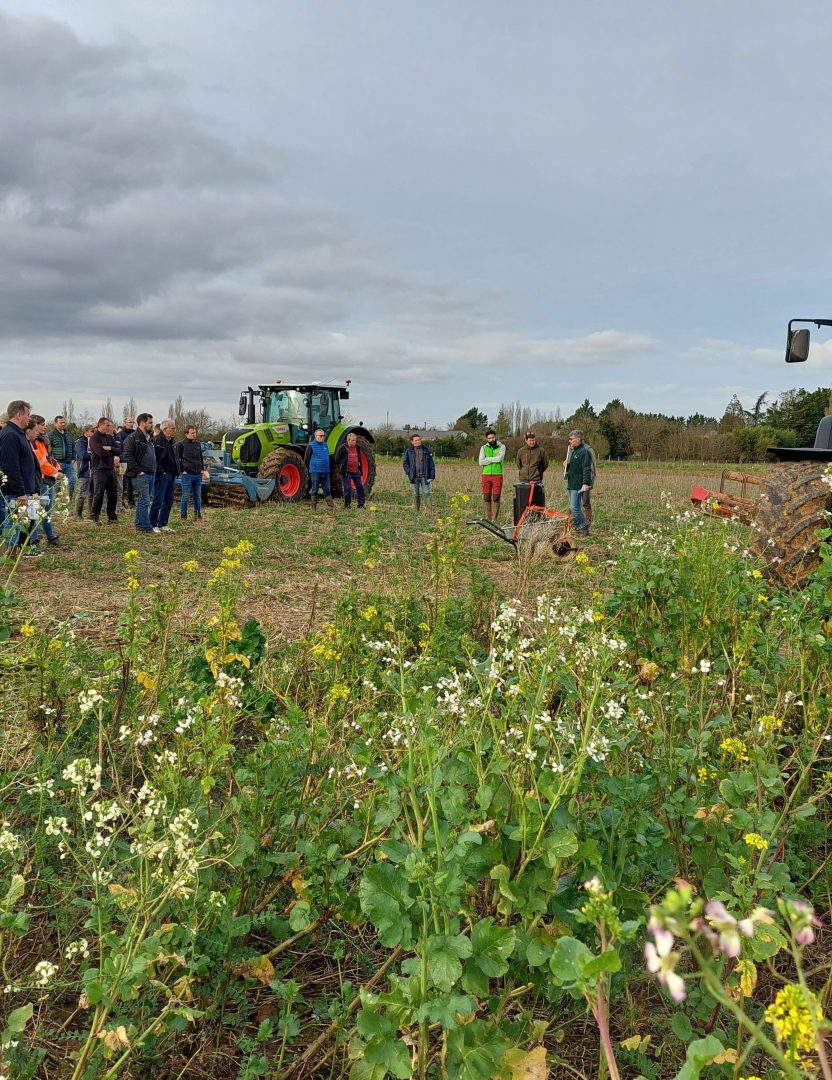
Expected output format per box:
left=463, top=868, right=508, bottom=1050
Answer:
left=238, top=394, right=247, bottom=416
left=787, top=328, right=810, bottom=363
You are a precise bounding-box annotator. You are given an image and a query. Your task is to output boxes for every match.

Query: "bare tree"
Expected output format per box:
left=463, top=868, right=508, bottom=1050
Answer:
left=123, top=396, right=137, bottom=421
left=101, top=397, right=114, bottom=420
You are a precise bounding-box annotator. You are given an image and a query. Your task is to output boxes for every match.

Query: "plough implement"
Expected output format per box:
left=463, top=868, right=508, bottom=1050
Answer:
left=467, top=482, right=576, bottom=558
left=690, top=469, right=761, bottom=525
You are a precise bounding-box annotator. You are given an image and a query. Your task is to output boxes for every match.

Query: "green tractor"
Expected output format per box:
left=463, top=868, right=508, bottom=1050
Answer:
left=218, top=382, right=376, bottom=506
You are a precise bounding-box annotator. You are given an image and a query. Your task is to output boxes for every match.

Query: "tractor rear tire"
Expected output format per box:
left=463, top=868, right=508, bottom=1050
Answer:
left=751, top=462, right=832, bottom=589
left=258, top=450, right=307, bottom=503
left=331, top=438, right=377, bottom=499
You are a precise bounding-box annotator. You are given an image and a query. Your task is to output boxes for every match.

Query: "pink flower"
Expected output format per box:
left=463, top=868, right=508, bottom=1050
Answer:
left=645, top=923, right=686, bottom=1003
left=704, top=901, right=754, bottom=958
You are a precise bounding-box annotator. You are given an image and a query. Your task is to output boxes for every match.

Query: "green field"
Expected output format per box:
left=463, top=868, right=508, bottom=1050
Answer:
left=1, top=460, right=829, bottom=1080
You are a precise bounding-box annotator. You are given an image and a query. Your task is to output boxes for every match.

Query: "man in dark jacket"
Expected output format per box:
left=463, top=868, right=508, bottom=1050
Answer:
left=402, top=433, right=435, bottom=511
left=334, top=432, right=366, bottom=509
left=89, top=417, right=120, bottom=524
left=48, top=415, right=76, bottom=497
left=123, top=413, right=158, bottom=534
left=150, top=420, right=180, bottom=531
left=74, top=424, right=95, bottom=519
left=565, top=429, right=593, bottom=535
left=517, top=432, right=549, bottom=485
left=176, top=425, right=205, bottom=521
left=0, top=399, right=39, bottom=555
left=114, top=417, right=136, bottom=509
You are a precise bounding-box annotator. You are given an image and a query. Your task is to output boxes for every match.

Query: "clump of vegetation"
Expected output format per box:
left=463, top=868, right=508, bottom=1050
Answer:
left=0, top=496, right=830, bottom=1078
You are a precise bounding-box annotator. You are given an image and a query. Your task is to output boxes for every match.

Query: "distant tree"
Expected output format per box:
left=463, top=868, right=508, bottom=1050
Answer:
left=123, top=396, right=138, bottom=421
left=719, top=394, right=748, bottom=432
left=686, top=412, right=718, bottom=427
left=577, top=398, right=596, bottom=419
left=748, top=392, right=769, bottom=426
left=766, top=387, right=831, bottom=447
left=101, top=397, right=114, bottom=421
left=454, top=406, right=489, bottom=432
left=599, top=398, right=635, bottom=458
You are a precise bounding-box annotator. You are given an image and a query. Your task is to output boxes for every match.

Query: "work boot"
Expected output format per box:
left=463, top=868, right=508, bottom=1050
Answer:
left=325, top=497, right=335, bottom=511
left=311, top=497, right=318, bottom=511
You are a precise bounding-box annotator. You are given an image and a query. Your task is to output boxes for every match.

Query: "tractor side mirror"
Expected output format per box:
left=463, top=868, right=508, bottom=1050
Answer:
left=238, top=394, right=247, bottom=416
left=787, top=328, right=810, bottom=363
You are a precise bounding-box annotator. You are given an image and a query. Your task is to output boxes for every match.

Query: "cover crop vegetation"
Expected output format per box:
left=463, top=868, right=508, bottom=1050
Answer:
left=0, top=465, right=830, bottom=1079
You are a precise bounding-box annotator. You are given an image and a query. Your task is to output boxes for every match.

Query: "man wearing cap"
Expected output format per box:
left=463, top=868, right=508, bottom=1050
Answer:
left=565, top=430, right=592, bottom=535
left=516, top=431, right=548, bottom=487
left=478, top=429, right=506, bottom=521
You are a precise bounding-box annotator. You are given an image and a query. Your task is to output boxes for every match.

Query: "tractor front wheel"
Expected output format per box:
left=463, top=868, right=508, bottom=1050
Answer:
left=258, top=449, right=308, bottom=503
left=751, top=461, right=832, bottom=588
left=331, top=438, right=377, bottom=498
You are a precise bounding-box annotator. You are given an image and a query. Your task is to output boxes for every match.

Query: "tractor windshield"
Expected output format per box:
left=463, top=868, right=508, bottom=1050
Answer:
left=265, top=390, right=305, bottom=425
left=311, top=390, right=342, bottom=431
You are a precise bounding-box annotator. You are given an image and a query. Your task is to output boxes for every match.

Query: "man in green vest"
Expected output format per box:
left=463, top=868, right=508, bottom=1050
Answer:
left=478, top=429, right=506, bottom=521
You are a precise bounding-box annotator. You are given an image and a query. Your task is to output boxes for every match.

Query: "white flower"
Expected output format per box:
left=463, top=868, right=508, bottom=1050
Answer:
left=0, top=822, right=22, bottom=858
left=33, top=959, right=58, bottom=987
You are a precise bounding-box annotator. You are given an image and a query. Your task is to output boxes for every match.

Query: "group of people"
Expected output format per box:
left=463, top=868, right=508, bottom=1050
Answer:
left=0, top=401, right=208, bottom=557
left=403, top=428, right=596, bottom=534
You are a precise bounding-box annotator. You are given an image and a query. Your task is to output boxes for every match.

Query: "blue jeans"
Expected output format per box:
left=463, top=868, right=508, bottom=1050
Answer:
left=310, top=472, right=331, bottom=498
left=60, top=461, right=76, bottom=497
left=133, top=473, right=155, bottom=531
left=150, top=473, right=176, bottom=528
left=179, top=473, right=203, bottom=518
left=410, top=478, right=431, bottom=497
left=568, top=488, right=589, bottom=532
left=342, top=471, right=365, bottom=507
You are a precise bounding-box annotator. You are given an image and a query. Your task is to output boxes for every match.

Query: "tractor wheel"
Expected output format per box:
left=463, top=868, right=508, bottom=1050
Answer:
left=751, top=462, right=832, bottom=589
left=258, top=449, right=307, bottom=503
left=331, top=438, right=377, bottom=498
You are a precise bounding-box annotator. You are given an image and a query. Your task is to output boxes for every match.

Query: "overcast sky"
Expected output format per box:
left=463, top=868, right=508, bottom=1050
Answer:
left=3, top=1, right=832, bottom=428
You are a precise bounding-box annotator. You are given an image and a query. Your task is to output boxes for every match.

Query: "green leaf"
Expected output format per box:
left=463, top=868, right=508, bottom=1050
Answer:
left=288, top=900, right=312, bottom=932
left=549, top=936, right=593, bottom=989
left=469, top=917, right=515, bottom=978
left=426, top=934, right=472, bottom=993
left=359, top=863, right=414, bottom=948
left=583, top=948, right=621, bottom=978
left=417, top=991, right=476, bottom=1030
left=673, top=1036, right=725, bottom=1080
left=2, top=874, right=25, bottom=913
left=542, top=828, right=579, bottom=867
left=4, top=1002, right=33, bottom=1036
left=446, top=1021, right=507, bottom=1080
left=525, top=935, right=553, bottom=967
left=671, top=1011, right=692, bottom=1042
left=356, top=1009, right=396, bottom=1040
left=363, top=1035, right=413, bottom=1079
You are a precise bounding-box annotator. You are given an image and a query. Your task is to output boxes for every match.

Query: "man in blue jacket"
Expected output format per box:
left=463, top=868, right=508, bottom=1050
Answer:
left=402, top=433, right=436, bottom=511
left=74, top=424, right=95, bottom=519
left=0, top=399, right=39, bottom=555
left=565, top=429, right=593, bottom=535
left=303, top=428, right=335, bottom=510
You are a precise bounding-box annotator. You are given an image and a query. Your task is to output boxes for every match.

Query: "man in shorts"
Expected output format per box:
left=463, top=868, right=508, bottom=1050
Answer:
left=478, top=429, right=505, bottom=521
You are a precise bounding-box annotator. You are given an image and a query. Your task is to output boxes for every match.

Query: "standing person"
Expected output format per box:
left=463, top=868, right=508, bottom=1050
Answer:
left=74, top=424, right=95, bottom=519
left=402, top=432, right=435, bottom=510
left=478, top=429, right=505, bottom=521
left=334, top=432, right=365, bottom=509
left=48, top=415, right=76, bottom=498
left=150, top=419, right=180, bottom=531
left=89, top=417, right=120, bottom=525
left=303, top=429, right=335, bottom=511
left=517, top=431, right=548, bottom=488
left=564, top=429, right=592, bottom=536
left=122, top=413, right=158, bottom=535
left=177, top=425, right=205, bottom=521
left=30, top=416, right=63, bottom=547
left=0, top=400, right=40, bottom=557
left=570, top=437, right=597, bottom=528
left=115, top=417, right=136, bottom=509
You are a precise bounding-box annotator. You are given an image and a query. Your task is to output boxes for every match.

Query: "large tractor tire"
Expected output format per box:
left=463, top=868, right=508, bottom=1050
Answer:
left=330, top=438, right=377, bottom=498
left=258, top=449, right=307, bottom=503
left=751, top=462, right=832, bottom=589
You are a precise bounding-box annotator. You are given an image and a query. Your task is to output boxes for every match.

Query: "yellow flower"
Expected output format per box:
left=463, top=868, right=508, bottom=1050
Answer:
left=758, top=714, right=782, bottom=734
left=127, top=577, right=139, bottom=591
left=369, top=505, right=377, bottom=512
left=364, top=559, right=376, bottom=569
left=19, top=624, right=35, bottom=638
left=360, top=606, right=378, bottom=621
left=765, top=983, right=823, bottom=1064
left=123, top=549, right=139, bottom=560
left=720, top=736, right=749, bottom=762
left=751, top=569, right=762, bottom=579
left=592, top=611, right=604, bottom=622
left=328, top=682, right=349, bottom=701
left=48, top=640, right=63, bottom=651
left=756, top=593, right=768, bottom=603
left=575, top=552, right=590, bottom=565
left=136, top=671, right=155, bottom=690
left=181, top=560, right=199, bottom=572
left=743, top=832, right=769, bottom=851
